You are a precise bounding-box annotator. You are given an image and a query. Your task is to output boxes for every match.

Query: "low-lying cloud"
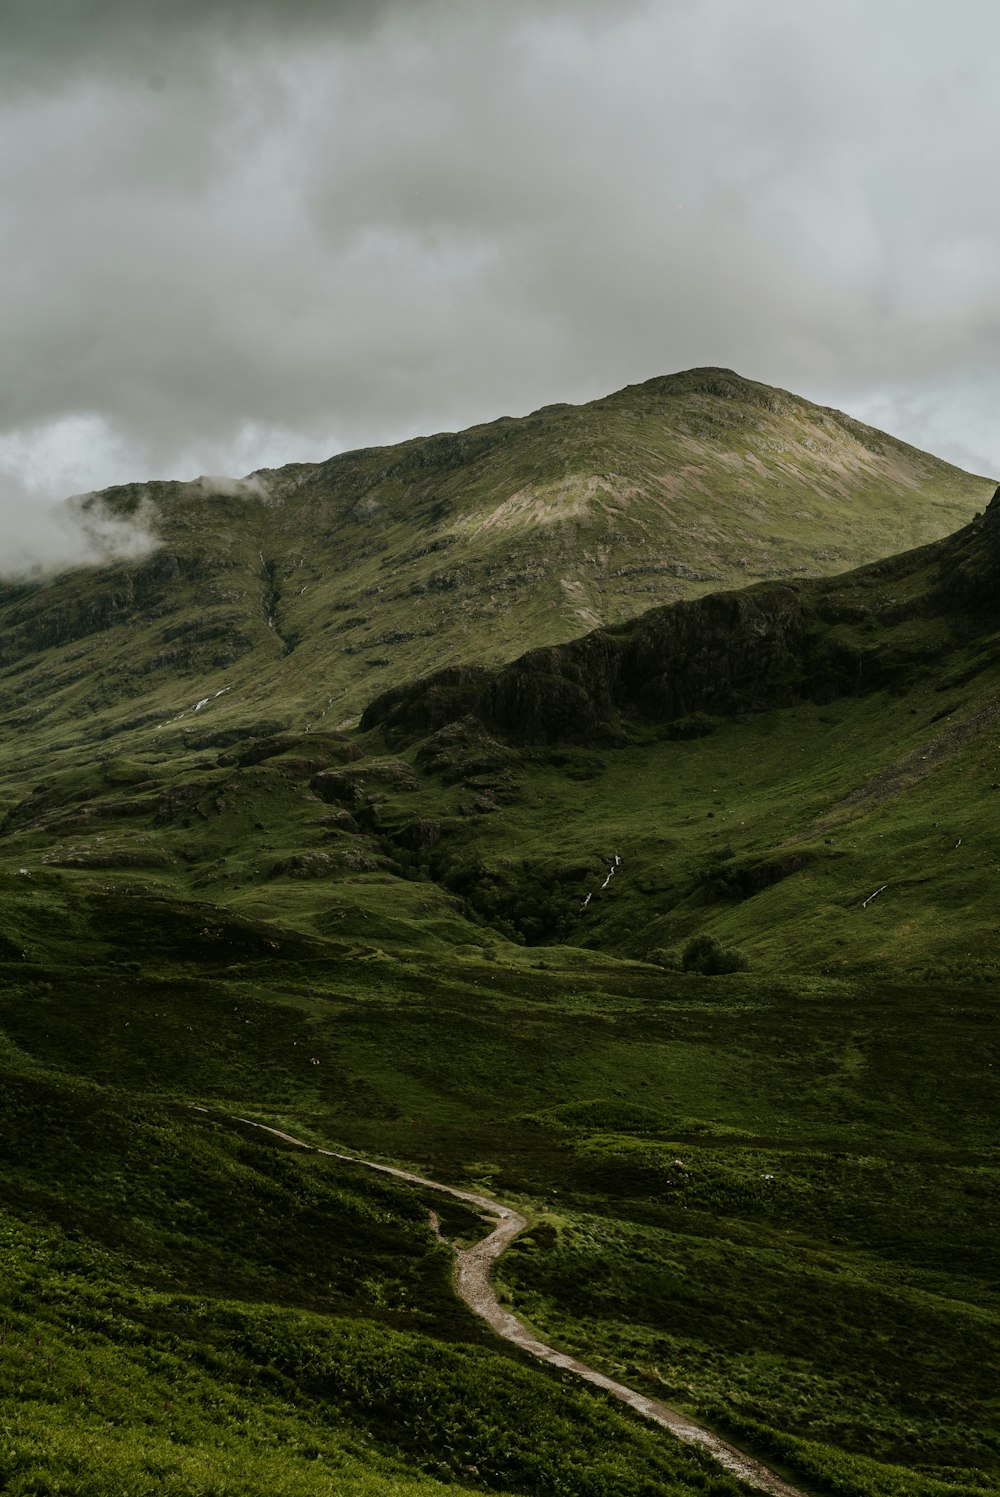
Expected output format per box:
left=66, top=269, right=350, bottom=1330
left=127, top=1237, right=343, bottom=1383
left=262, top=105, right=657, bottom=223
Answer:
left=190, top=474, right=271, bottom=501
left=0, top=479, right=159, bottom=580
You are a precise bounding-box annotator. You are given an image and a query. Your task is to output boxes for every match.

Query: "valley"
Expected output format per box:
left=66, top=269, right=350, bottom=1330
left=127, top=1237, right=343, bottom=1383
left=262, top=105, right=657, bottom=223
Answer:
left=0, top=372, right=998, bottom=1497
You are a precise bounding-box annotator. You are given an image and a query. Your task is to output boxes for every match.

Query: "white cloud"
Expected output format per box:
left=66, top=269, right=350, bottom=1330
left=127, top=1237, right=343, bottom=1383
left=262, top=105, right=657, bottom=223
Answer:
left=0, top=478, right=158, bottom=579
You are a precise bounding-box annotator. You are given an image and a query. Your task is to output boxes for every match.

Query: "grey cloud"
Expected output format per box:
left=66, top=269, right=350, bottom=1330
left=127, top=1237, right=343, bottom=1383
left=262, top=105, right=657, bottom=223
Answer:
left=0, top=1, right=400, bottom=83
left=1, top=0, right=999, bottom=572
left=1, top=0, right=605, bottom=84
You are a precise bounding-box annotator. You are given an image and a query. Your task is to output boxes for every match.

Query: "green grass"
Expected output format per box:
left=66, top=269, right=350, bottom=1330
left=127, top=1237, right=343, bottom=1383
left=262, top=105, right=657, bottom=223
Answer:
left=0, top=1068, right=752, bottom=1497
left=3, top=610, right=1000, bottom=1490
left=0, top=368, right=988, bottom=784
left=1, top=930, right=997, bottom=1492
left=0, top=377, right=998, bottom=1493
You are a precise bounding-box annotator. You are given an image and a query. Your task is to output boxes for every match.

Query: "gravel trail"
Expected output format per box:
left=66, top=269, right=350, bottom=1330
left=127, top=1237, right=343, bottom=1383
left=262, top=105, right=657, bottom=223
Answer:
left=234, top=1116, right=807, bottom=1497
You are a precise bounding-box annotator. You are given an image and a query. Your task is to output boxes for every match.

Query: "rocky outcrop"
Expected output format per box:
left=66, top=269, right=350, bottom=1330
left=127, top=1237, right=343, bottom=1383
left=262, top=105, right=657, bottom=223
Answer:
left=218, top=732, right=361, bottom=770
left=360, top=499, right=1000, bottom=748
left=932, top=483, right=1000, bottom=612
left=361, top=581, right=854, bottom=745
left=310, top=758, right=419, bottom=804
left=360, top=666, right=493, bottom=740
left=481, top=584, right=812, bottom=742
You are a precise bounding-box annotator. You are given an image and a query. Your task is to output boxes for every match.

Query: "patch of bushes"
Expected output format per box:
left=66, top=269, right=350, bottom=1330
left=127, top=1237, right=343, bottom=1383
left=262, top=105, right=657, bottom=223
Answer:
left=681, top=934, right=750, bottom=975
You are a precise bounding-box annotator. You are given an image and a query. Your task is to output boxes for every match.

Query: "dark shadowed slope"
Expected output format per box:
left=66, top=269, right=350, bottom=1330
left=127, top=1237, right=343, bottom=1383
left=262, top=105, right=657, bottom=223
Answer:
left=362, top=484, right=1000, bottom=747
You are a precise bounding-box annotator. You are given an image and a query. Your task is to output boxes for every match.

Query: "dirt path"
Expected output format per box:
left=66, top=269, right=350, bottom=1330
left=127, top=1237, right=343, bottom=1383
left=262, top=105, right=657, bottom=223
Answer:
left=234, top=1117, right=807, bottom=1497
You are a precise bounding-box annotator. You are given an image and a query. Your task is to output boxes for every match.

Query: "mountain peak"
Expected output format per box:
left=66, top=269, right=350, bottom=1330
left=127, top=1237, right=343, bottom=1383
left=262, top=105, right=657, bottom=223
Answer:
left=604, top=365, right=791, bottom=411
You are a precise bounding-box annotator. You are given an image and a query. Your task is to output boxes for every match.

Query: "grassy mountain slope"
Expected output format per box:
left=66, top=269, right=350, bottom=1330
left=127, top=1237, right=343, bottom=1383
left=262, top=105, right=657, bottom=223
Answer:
left=2, top=1068, right=747, bottom=1497
left=2, top=380, right=999, bottom=1495
left=347, top=486, right=1000, bottom=972
left=0, top=368, right=989, bottom=774
left=7, top=479, right=994, bottom=980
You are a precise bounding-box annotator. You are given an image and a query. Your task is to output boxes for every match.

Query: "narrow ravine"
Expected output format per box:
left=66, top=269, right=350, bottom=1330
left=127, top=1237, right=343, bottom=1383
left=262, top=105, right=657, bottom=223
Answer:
left=233, top=1116, right=807, bottom=1497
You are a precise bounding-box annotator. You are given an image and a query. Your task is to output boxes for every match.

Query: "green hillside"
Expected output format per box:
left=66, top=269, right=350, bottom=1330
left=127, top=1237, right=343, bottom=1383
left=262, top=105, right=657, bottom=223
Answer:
left=0, top=368, right=988, bottom=765
left=352, top=480, right=1000, bottom=975
left=1, top=376, right=998, bottom=1496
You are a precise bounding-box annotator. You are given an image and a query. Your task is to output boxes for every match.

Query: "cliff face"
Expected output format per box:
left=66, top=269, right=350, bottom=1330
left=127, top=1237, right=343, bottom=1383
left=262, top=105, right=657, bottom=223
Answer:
left=932, top=483, right=1000, bottom=611
left=481, top=585, right=812, bottom=741
left=362, top=500, right=1000, bottom=747
left=361, top=582, right=843, bottom=743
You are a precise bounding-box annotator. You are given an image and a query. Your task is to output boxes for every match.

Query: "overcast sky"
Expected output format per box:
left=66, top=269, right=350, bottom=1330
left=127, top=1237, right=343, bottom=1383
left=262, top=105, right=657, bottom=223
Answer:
left=2, top=0, right=999, bottom=567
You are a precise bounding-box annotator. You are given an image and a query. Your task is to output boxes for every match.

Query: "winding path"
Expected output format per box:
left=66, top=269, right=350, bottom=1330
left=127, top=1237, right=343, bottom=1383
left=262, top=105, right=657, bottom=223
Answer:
left=233, top=1116, right=806, bottom=1497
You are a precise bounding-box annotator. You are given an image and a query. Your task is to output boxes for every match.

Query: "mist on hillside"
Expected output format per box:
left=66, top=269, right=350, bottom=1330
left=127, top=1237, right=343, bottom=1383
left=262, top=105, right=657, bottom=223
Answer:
left=0, top=478, right=159, bottom=579
left=191, top=474, right=271, bottom=501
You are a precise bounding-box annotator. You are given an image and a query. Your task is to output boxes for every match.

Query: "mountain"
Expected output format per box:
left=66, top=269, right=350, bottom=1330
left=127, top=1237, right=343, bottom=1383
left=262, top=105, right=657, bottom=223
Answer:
left=2, top=374, right=999, bottom=1497
left=0, top=368, right=988, bottom=771
left=3, top=441, right=995, bottom=980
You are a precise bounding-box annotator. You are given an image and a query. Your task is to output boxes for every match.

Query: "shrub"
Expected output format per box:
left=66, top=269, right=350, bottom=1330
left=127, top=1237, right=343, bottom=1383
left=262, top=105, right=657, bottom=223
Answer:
left=681, top=934, right=750, bottom=975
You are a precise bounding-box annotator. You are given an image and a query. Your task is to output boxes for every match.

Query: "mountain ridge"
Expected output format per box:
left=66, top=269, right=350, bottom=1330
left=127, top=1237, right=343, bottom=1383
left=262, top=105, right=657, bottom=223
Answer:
left=361, top=482, right=1000, bottom=747
left=0, top=368, right=990, bottom=787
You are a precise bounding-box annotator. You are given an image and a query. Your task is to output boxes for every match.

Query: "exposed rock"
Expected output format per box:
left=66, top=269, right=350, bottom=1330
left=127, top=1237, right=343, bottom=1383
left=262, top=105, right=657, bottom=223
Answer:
left=153, top=779, right=228, bottom=826
left=310, top=770, right=364, bottom=805
left=219, top=732, right=362, bottom=769
left=311, top=809, right=362, bottom=834
left=360, top=666, right=493, bottom=740
left=388, top=817, right=445, bottom=851
left=414, top=720, right=514, bottom=783
left=310, top=759, right=418, bottom=804
left=363, top=583, right=819, bottom=745
left=361, top=497, right=1000, bottom=748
